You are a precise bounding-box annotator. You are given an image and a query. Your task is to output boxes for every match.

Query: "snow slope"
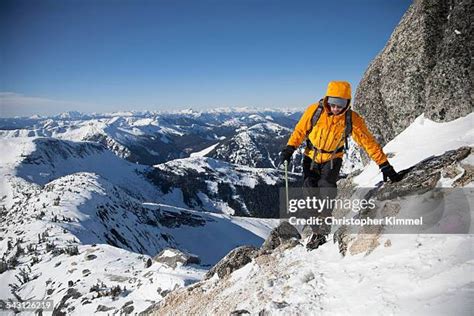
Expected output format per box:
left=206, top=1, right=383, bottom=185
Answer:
left=190, top=143, right=219, bottom=157
left=0, top=137, right=162, bottom=206
left=355, top=113, right=474, bottom=187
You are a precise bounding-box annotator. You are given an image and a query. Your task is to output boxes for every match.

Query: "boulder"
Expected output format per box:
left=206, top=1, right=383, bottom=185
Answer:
left=204, top=245, right=258, bottom=280
left=153, top=248, right=200, bottom=269
left=375, top=146, right=471, bottom=200
left=260, top=221, right=301, bottom=252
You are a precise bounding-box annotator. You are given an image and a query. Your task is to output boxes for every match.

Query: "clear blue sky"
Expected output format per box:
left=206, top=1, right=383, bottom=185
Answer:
left=0, top=0, right=412, bottom=117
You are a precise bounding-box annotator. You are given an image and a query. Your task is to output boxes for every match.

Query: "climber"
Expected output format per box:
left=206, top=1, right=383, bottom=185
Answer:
left=280, top=81, right=402, bottom=250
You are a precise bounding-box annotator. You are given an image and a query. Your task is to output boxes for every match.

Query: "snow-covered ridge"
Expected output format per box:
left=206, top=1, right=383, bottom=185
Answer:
left=150, top=156, right=298, bottom=217
left=7, top=137, right=159, bottom=203
left=153, top=234, right=473, bottom=315
left=0, top=109, right=302, bottom=167
left=2, top=135, right=295, bottom=218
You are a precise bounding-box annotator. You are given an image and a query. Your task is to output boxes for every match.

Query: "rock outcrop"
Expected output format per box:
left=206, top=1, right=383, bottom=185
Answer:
left=204, top=246, right=258, bottom=280
left=153, top=248, right=201, bottom=269
left=204, top=222, right=302, bottom=280
left=259, top=221, right=301, bottom=253
left=354, top=0, right=473, bottom=146
left=334, top=146, right=473, bottom=256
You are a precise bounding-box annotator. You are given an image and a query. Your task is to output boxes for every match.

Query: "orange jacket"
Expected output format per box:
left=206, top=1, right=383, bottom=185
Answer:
left=287, top=81, right=388, bottom=166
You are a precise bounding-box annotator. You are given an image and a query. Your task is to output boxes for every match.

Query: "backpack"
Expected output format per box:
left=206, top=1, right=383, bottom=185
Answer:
left=305, top=98, right=353, bottom=154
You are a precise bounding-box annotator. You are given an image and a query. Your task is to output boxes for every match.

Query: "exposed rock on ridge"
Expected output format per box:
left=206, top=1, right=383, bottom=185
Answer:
left=354, top=0, right=473, bottom=146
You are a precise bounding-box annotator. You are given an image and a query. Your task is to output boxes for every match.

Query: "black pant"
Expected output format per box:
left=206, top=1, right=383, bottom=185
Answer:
left=301, top=156, right=342, bottom=235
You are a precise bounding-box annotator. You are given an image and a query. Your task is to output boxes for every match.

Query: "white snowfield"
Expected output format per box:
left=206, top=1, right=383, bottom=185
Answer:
left=0, top=173, right=277, bottom=314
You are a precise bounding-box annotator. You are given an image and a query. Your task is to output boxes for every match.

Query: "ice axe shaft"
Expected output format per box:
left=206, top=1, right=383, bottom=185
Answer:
left=284, top=160, right=289, bottom=212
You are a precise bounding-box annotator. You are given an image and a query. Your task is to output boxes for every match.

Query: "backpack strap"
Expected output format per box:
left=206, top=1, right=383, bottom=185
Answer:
left=344, top=109, right=352, bottom=150
left=306, top=99, right=324, bottom=138
left=307, top=99, right=324, bottom=137
left=306, top=99, right=324, bottom=170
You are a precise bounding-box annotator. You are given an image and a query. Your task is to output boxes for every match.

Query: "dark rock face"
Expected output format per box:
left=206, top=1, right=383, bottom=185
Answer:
left=260, top=221, right=301, bottom=252
left=96, top=305, right=115, bottom=312
left=85, top=254, right=97, bottom=261
left=52, top=288, right=82, bottom=316
left=354, top=0, right=473, bottom=146
left=157, top=210, right=207, bottom=228
left=204, top=246, right=258, bottom=280
left=0, top=261, right=6, bottom=274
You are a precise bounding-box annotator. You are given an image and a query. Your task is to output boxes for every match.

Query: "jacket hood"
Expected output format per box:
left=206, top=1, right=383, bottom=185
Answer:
left=323, top=81, right=352, bottom=114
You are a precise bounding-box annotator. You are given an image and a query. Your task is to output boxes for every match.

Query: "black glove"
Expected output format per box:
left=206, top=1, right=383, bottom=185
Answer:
left=379, top=162, right=403, bottom=182
left=280, top=145, right=296, bottom=166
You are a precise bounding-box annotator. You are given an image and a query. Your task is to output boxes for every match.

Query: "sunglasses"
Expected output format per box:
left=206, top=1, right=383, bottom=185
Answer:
left=328, top=103, right=347, bottom=109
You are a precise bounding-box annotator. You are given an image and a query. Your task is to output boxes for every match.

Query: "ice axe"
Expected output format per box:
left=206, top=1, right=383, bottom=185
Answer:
left=284, top=160, right=289, bottom=212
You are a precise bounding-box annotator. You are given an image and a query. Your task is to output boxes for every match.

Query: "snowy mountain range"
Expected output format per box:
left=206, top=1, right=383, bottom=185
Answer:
left=0, top=109, right=299, bottom=166
left=0, top=109, right=364, bottom=175
left=1, top=109, right=471, bottom=314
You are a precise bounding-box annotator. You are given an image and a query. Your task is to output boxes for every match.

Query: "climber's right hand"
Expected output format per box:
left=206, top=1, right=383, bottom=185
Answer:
left=279, top=145, right=296, bottom=166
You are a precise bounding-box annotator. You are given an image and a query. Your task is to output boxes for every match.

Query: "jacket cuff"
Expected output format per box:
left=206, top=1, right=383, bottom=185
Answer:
left=379, top=161, right=391, bottom=170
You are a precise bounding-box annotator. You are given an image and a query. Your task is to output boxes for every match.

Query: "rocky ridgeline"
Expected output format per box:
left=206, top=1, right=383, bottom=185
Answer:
left=354, top=0, right=473, bottom=146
